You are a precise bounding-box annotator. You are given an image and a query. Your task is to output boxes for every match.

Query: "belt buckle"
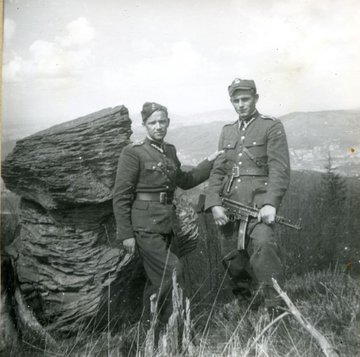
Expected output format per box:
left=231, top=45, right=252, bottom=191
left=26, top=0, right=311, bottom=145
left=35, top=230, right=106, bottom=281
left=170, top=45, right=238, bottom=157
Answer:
left=232, top=165, right=240, bottom=177
left=160, top=192, right=167, bottom=204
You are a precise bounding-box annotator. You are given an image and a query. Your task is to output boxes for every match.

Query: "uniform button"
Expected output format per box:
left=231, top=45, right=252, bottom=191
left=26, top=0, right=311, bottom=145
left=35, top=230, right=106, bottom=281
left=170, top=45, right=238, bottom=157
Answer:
left=152, top=166, right=156, bottom=169
left=166, top=186, right=169, bottom=189
left=265, top=182, right=268, bottom=186
left=253, top=141, right=257, bottom=145
left=237, top=179, right=241, bottom=183
left=227, top=144, right=231, bottom=147
left=238, top=161, right=242, bottom=165
left=238, top=153, right=243, bottom=157
left=234, top=186, right=238, bottom=189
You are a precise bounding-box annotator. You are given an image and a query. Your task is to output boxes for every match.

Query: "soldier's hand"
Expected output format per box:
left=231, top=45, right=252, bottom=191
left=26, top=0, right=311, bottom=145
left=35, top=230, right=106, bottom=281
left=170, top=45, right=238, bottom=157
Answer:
left=258, top=205, right=276, bottom=225
left=211, top=205, right=229, bottom=226
left=123, top=238, right=136, bottom=254
left=207, top=150, right=224, bottom=161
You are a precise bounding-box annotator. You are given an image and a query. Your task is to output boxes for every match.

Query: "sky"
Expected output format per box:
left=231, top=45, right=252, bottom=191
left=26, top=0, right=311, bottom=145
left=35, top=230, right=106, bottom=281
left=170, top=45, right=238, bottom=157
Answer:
left=2, top=0, right=360, bottom=138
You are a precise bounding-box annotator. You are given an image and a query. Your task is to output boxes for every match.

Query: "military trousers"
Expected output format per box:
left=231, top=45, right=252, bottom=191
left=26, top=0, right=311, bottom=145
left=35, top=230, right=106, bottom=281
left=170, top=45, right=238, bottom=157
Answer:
left=219, top=218, right=284, bottom=302
left=135, top=231, right=182, bottom=324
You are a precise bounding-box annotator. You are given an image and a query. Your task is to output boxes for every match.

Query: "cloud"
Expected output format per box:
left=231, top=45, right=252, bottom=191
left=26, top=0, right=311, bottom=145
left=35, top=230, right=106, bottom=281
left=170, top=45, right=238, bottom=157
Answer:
left=129, top=41, right=220, bottom=85
left=218, top=1, right=360, bottom=87
left=28, top=40, right=63, bottom=76
left=4, top=18, right=16, bottom=42
left=57, top=17, right=95, bottom=48
left=3, top=17, right=95, bottom=84
left=2, top=54, right=24, bottom=82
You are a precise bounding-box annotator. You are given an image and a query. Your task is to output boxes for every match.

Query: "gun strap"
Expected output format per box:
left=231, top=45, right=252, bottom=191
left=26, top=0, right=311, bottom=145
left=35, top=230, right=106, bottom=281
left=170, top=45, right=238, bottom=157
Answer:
left=142, top=143, right=177, bottom=185
left=243, top=147, right=268, bottom=168
left=237, top=218, right=248, bottom=250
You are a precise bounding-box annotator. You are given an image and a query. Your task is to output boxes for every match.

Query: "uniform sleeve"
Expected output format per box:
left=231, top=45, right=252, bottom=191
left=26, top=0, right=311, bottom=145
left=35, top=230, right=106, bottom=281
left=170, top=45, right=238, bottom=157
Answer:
left=112, top=145, right=140, bottom=244
left=263, top=120, right=290, bottom=209
left=217, top=128, right=225, bottom=151
left=175, top=149, right=213, bottom=190
left=204, top=127, right=228, bottom=210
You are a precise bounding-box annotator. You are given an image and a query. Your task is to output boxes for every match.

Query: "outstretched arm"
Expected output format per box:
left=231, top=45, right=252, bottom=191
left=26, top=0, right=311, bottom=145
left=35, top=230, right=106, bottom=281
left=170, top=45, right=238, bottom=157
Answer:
left=205, top=127, right=229, bottom=210
left=174, top=148, right=223, bottom=190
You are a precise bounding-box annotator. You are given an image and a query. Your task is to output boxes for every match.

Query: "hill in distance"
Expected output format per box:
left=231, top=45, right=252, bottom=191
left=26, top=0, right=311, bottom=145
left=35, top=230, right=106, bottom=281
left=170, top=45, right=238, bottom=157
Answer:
left=281, top=110, right=360, bottom=150
left=132, top=109, right=360, bottom=176
left=2, top=109, right=360, bottom=176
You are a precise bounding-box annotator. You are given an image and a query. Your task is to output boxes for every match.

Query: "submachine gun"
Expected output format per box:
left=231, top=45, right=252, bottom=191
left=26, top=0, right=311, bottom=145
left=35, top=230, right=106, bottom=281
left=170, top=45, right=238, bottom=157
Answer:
left=222, top=197, right=302, bottom=250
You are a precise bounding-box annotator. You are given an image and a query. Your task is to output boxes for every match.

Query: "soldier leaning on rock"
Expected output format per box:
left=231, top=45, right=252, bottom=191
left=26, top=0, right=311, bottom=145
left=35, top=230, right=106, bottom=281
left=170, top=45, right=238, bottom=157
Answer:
left=112, top=102, right=221, bottom=326
left=205, top=78, right=290, bottom=314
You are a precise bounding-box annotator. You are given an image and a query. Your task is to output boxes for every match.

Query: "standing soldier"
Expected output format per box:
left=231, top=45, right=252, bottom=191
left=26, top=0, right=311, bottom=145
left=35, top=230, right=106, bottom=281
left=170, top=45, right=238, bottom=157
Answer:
left=205, top=78, right=290, bottom=314
left=113, top=102, right=221, bottom=326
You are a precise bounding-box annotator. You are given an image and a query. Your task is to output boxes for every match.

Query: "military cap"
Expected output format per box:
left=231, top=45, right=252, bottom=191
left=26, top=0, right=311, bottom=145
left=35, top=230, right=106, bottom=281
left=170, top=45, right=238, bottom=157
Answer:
left=141, top=102, right=168, bottom=122
left=228, top=78, right=257, bottom=97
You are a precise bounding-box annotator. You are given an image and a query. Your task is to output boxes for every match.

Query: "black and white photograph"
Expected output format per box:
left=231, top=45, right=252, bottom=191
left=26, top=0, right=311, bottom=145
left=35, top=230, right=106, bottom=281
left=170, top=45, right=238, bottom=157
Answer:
left=1, top=0, right=360, bottom=356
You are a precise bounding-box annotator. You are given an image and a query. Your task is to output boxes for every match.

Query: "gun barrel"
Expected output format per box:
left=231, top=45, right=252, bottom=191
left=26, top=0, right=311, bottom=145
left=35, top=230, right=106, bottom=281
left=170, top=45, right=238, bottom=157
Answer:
left=222, top=197, right=302, bottom=231
left=222, top=197, right=257, bottom=212
left=275, top=216, right=302, bottom=230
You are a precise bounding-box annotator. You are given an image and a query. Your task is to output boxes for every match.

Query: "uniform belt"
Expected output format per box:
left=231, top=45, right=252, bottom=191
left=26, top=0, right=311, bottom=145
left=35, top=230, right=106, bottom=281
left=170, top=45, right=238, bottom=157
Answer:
left=136, top=192, right=174, bottom=204
left=228, top=167, right=268, bottom=176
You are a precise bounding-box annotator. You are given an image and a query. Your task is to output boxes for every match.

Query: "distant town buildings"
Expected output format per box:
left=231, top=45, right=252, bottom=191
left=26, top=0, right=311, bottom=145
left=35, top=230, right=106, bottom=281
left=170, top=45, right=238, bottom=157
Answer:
left=177, top=144, right=360, bottom=177
left=289, top=144, right=360, bottom=176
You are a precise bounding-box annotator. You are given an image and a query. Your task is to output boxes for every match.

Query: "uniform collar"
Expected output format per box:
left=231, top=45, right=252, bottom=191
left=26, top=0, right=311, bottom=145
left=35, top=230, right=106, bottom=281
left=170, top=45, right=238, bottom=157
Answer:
left=238, top=110, right=259, bottom=130
left=238, top=109, right=258, bottom=123
left=145, top=136, right=165, bottom=154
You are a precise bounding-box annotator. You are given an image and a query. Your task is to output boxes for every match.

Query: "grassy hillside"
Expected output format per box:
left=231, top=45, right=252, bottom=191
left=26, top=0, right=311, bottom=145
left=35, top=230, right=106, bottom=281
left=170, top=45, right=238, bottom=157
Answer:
left=4, top=269, right=359, bottom=356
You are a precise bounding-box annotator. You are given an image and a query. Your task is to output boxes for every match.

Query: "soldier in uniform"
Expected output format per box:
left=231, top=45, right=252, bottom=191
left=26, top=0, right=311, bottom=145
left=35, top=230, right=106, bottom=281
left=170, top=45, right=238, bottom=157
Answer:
left=113, top=102, right=221, bottom=325
left=205, top=78, right=290, bottom=313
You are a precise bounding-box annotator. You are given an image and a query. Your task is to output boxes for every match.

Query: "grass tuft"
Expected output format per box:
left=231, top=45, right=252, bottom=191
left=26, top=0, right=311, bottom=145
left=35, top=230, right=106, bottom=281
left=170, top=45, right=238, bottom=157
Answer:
left=3, top=268, right=359, bottom=356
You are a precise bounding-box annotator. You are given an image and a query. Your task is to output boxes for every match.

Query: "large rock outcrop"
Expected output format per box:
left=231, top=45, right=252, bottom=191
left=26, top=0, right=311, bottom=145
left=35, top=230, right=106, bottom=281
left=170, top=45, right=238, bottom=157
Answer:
left=2, top=106, right=146, bottom=334
left=2, top=106, right=131, bottom=209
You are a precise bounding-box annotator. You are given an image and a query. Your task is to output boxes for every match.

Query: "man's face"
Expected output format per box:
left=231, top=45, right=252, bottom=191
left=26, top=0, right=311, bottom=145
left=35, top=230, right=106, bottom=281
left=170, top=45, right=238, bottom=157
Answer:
left=143, top=110, right=169, bottom=142
left=230, top=91, right=259, bottom=119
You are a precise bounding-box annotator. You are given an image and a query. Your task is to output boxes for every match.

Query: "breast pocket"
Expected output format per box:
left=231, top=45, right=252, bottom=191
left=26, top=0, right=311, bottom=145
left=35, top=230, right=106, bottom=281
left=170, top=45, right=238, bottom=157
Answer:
left=222, top=140, right=238, bottom=160
left=144, top=161, right=160, bottom=171
left=222, top=140, right=237, bottom=150
left=143, top=161, right=164, bottom=180
left=244, top=138, right=267, bottom=158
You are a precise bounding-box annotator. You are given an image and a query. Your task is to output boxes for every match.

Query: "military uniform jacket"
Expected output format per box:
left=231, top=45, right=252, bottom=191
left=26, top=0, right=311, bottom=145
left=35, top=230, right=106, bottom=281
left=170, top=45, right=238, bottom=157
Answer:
left=113, top=137, right=213, bottom=242
left=205, top=111, right=290, bottom=211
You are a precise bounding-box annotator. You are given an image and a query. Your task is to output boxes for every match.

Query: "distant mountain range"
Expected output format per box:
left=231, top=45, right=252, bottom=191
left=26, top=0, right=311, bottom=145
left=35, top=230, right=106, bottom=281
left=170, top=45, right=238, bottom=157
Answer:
left=280, top=110, right=360, bottom=149
left=132, top=109, right=360, bottom=176
left=2, top=109, right=360, bottom=176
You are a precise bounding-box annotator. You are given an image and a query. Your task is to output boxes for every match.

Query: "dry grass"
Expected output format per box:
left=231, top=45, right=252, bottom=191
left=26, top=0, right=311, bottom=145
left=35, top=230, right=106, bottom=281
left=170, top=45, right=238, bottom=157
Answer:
left=4, top=268, right=359, bottom=357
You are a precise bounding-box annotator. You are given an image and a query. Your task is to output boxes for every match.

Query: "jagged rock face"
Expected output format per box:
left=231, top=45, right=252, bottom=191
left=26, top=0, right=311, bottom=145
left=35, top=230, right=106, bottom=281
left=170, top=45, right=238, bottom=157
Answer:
left=2, top=106, right=145, bottom=334
left=2, top=106, right=132, bottom=210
